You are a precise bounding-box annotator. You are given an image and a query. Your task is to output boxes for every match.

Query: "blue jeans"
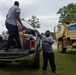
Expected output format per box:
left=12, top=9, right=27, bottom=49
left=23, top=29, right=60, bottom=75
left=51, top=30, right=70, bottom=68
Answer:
left=5, top=22, right=22, bottom=50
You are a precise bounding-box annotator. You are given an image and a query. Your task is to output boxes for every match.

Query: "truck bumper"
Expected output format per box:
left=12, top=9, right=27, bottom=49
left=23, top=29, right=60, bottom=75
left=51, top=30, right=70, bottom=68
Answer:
left=0, top=53, right=35, bottom=62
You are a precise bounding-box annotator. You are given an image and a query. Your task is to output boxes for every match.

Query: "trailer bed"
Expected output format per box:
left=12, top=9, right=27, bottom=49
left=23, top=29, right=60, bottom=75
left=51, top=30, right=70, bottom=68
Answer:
left=0, top=49, right=29, bottom=59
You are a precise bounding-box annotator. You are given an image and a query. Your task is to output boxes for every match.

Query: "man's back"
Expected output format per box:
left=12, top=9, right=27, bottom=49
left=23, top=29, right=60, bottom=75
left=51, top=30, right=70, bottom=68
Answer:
left=6, top=5, right=20, bottom=25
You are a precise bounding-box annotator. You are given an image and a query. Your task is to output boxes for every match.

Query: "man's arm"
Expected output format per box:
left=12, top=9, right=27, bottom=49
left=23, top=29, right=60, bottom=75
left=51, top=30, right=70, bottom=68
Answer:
left=35, top=30, right=41, bottom=39
left=16, top=12, right=25, bottom=29
left=43, top=36, right=54, bottom=45
left=43, top=40, right=54, bottom=45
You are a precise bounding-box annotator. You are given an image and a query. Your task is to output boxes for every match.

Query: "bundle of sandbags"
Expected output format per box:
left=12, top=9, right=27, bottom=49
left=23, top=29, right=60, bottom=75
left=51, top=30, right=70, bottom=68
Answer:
left=19, top=30, right=30, bottom=49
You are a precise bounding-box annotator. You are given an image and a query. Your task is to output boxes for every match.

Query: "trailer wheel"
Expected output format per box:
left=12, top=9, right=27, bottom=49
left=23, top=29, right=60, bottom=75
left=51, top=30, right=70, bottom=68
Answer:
left=57, top=41, right=66, bottom=53
left=0, top=62, right=6, bottom=67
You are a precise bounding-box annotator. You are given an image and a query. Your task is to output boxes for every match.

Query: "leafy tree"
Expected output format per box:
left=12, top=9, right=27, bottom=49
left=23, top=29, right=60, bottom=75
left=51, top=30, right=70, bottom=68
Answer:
left=28, top=16, right=40, bottom=29
left=57, top=3, right=76, bottom=23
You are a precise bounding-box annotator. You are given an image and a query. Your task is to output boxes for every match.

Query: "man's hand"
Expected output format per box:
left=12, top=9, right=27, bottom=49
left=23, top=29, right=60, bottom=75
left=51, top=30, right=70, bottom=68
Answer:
left=18, top=25, right=26, bottom=31
left=21, top=25, right=26, bottom=29
left=43, top=40, right=48, bottom=43
left=35, top=30, right=39, bottom=33
left=35, top=30, right=41, bottom=38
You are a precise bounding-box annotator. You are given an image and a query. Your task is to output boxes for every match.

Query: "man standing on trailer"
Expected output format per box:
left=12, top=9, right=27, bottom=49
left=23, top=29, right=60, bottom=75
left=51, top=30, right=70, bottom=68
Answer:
left=4, top=1, right=25, bottom=52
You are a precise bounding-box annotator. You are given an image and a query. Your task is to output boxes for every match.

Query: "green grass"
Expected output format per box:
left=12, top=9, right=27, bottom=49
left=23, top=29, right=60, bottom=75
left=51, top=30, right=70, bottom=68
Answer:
left=0, top=50, right=76, bottom=75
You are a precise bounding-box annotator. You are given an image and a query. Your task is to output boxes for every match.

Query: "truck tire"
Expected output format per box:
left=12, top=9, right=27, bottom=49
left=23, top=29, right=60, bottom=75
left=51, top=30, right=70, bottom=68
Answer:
left=57, top=41, right=66, bottom=53
left=0, top=62, right=6, bottom=67
left=32, top=46, right=40, bottom=69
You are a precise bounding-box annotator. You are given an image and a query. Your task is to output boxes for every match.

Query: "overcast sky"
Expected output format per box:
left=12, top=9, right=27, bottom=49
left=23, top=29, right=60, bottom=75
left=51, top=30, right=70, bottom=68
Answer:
left=0, top=0, right=76, bottom=33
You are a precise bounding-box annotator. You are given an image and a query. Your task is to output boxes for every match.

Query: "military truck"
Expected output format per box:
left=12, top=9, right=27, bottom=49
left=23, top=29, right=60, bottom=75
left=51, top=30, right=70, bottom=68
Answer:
left=55, top=22, right=76, bottom=53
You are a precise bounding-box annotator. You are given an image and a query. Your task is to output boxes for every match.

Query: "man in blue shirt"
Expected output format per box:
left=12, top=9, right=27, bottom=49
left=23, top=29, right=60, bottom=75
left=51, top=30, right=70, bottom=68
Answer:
left=36, top=30, right=58, bottom=74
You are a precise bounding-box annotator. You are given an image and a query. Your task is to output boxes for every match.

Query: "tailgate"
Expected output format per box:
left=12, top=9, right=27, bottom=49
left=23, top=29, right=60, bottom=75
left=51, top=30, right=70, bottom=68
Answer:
left=0, top=49, right=29, bottom=59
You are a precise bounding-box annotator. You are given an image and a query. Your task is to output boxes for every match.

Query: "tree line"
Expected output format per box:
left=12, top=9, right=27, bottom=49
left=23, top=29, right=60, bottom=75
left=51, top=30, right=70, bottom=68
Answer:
left=57, top=3, right=76, bottom=23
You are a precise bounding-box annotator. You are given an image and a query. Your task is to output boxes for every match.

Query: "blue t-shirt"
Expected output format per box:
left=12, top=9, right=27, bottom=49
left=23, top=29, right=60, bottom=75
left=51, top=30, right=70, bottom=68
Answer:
left=41, top=35, right=54, bottom=53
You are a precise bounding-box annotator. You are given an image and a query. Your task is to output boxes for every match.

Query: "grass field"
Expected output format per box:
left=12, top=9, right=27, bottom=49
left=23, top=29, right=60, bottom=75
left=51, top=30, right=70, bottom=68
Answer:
left=0, top=50, right=76, bottom=75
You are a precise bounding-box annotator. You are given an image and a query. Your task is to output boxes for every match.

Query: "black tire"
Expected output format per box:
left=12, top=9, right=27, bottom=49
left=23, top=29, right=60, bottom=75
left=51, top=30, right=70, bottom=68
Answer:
left=0, top=62, right=6, bottom=67
left=57, top=41, right=66, bottom=53
left=32, top=46, right=40, bottom=69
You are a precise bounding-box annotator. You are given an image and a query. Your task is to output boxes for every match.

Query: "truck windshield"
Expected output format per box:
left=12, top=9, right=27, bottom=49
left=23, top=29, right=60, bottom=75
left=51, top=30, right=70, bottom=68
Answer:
left=17, top=20, right=35, bottom=30
left=22, top=20, right=34, bottom=30
left=69, top=25, right=76, bottom=30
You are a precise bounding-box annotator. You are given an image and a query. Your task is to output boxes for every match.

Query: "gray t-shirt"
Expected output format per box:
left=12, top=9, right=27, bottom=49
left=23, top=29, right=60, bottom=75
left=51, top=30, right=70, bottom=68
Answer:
left=6, top=5, right=21, bottom=25
left=41, top=35, right=54, bottom=53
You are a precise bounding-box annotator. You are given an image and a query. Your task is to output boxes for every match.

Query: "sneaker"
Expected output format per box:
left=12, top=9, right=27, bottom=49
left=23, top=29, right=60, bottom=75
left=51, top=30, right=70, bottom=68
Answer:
left=53, top=71, right=58, bottom=74
left=41, top=70, right=47, bottom=75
